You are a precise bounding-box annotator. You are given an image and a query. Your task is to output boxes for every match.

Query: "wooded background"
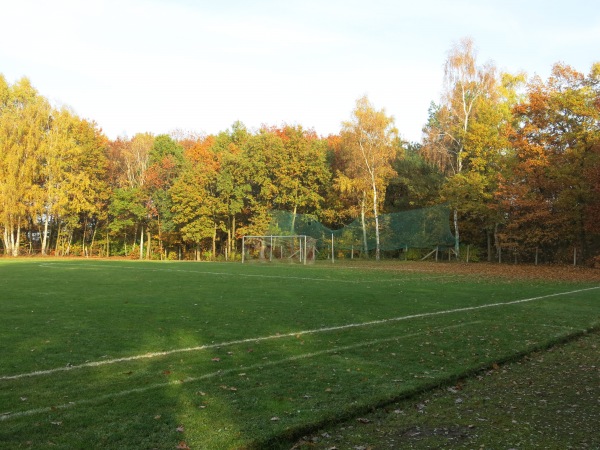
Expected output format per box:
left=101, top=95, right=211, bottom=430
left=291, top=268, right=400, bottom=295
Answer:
left=1, top=39, right=599, bottom=264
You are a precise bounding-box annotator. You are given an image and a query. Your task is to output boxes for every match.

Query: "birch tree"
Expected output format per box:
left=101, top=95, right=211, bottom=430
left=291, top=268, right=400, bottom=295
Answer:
left=0, top=77, right=48, bottom=256
left=340, top=96, right=398, bottom=260
left=108, top=133, right=154, bottom=258
left=422, top=37, right=497, bottom=256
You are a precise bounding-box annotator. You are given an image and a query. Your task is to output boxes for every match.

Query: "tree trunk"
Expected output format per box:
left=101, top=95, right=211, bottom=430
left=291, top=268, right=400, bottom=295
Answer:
left=42, top=212, right=51, bottom=256
left=226, top=227, right=231, bottom=261
left=55, top=221, right=62, bottom=256
left=494, top=223, right=500, bottom=260
left=291, top=204, right=297, bottom=234
left=82, top=217, right=88, bottom=257
left=453, top=208, right=460, bottom=258
left=157, top=212, right=163, bottom=260
left=2, top=226, right=8, bottom=255
left=212, top=223, right=217, bottom=260
left=14, top=218, right=21, bottom=257
left=6, top=218, right=22, bottom=257
left=232, top=216, right=236, bottom=257
left=66, top=229, right=73, bottom=256
left=370, top=175, right=381, bottom=261
left=360, top=195, right=368, bottom=258
left=139, top=225, right=144, bottom=260
left=90, top=222, right=98, bottom=258
left=146, top=228, right=151, bottom=260
left=487, top=228, right=492, bottom=262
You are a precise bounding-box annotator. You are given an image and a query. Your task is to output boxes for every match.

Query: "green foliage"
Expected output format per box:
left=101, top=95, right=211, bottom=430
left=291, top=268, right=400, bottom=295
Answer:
left=387, top=142, right=445, bottom=211
left=1, top=51, right=599, bottom=262
left=149, top=134, right=184, bottom=166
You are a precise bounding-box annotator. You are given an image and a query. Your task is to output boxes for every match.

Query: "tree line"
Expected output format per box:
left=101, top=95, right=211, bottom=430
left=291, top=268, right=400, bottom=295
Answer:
left=1, top=38, right=599, bottom=264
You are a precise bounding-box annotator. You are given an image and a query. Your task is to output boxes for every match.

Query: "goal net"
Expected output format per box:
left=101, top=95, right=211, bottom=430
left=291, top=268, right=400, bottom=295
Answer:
left=266, top=205, right=455, bottom=257
left=241, top=235, right=316, bottom=264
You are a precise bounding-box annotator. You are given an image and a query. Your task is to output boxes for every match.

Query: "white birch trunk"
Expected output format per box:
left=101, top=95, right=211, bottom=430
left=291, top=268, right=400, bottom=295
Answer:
left=139, top=225, right=144, bottom=260
left=360, top=195, right=368, bottom=257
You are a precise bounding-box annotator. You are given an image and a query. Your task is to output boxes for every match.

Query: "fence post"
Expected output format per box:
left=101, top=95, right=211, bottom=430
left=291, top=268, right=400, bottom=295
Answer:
left=242, top=237, right=245, bottom=263
left=331, top=233, right=335, bottom=264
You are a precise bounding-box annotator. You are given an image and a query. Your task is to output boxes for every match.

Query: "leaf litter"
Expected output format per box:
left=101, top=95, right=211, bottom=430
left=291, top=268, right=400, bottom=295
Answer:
left=290, top=329, right=600, bottom=449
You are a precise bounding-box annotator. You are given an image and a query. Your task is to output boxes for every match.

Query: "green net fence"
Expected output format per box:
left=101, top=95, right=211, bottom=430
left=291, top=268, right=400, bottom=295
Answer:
left=267, top=205, right=455, bottom=254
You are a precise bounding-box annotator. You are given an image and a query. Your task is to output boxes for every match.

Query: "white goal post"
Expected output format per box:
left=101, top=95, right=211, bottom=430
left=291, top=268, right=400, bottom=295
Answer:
left=241, top=235, right=315, bottom=264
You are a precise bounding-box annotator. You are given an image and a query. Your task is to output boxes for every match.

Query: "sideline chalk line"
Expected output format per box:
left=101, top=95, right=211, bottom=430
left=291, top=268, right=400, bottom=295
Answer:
left=2, top=285, right=598, bottom=382
left=0, top=322, right=476, bottom=421
left=38, top=262, right=459, bottom=284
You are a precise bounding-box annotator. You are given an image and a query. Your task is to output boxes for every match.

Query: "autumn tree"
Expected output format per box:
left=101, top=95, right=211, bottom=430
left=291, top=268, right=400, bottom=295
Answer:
left=498, top=62, right=600, bottom=262
left=422, top=38, right=527, bottom=259
left=144, top=134, right=184, bottom=258
left=210, top=122, right=252, bottom=258
left=585, top=142, right=600, bottom=253
left=35, top=109, right=109, bottom=256
left=264, top=125, right=331, bottom=232
left=170, top=136, right=223, bottom=259
left=62, top=117, right=108, bottom=256
left=0, top=77, right=48, bottom=256
left=107, top=133, right=154, bottom=258
left=339, top=96, right=399, bottom=260
left=422, top=38, right=498, bottom=256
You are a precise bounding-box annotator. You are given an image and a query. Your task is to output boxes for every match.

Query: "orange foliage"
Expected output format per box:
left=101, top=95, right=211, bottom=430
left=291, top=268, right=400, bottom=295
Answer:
left=184, top=135, right=219, bottom=171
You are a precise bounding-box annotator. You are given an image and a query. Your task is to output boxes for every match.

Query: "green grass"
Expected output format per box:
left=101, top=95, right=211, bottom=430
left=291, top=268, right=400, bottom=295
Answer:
left=0, top=260, right=598, bottom=449
left=292, top=329, right=600, bottom=449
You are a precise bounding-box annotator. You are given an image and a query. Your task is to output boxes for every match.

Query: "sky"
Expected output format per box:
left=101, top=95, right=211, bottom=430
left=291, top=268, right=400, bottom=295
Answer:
left=1, top=0, right=599, bottom=143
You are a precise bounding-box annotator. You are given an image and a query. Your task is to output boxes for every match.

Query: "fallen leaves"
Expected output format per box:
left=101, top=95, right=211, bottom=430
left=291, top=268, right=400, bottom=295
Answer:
left=367, top=261, right=600, bottom=283
left=219, top=385, right=237, bottom=392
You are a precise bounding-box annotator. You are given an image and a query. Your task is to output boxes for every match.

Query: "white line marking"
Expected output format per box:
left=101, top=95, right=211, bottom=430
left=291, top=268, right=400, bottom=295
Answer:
left=2, top=286, right=598, bottom=382
left=0, top=323, right=475, bottom=421
left=38, top=262, right=457, bottom=284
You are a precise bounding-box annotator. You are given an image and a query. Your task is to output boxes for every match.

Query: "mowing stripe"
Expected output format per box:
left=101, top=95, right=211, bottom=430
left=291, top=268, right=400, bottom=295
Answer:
left=0, top=322, right=476, bottom=421
left=1, top=285, right=598, bottom=382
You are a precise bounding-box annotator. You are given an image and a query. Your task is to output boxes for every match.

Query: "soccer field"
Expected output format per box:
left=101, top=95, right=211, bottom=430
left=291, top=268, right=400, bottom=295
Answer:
left=0, top=260, right=598, bottom=449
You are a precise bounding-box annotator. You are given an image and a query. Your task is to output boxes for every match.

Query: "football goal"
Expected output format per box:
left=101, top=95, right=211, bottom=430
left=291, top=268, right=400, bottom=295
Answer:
left=241, top=235, right=316, bottom=264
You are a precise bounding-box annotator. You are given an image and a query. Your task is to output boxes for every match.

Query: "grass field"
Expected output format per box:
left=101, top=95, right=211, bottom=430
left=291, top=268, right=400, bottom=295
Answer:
left=0, top=259, right=598, bottom=449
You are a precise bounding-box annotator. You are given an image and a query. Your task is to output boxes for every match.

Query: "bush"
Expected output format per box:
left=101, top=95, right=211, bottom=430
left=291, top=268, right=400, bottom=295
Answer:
left=460, top=245, right=481, bottom=262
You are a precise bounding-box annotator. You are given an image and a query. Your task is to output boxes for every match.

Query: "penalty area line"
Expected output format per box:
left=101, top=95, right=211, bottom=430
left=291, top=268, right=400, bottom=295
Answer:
left=0, top=322, right=475, bottom=422
left=2, top=285, right=598, bottom=382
